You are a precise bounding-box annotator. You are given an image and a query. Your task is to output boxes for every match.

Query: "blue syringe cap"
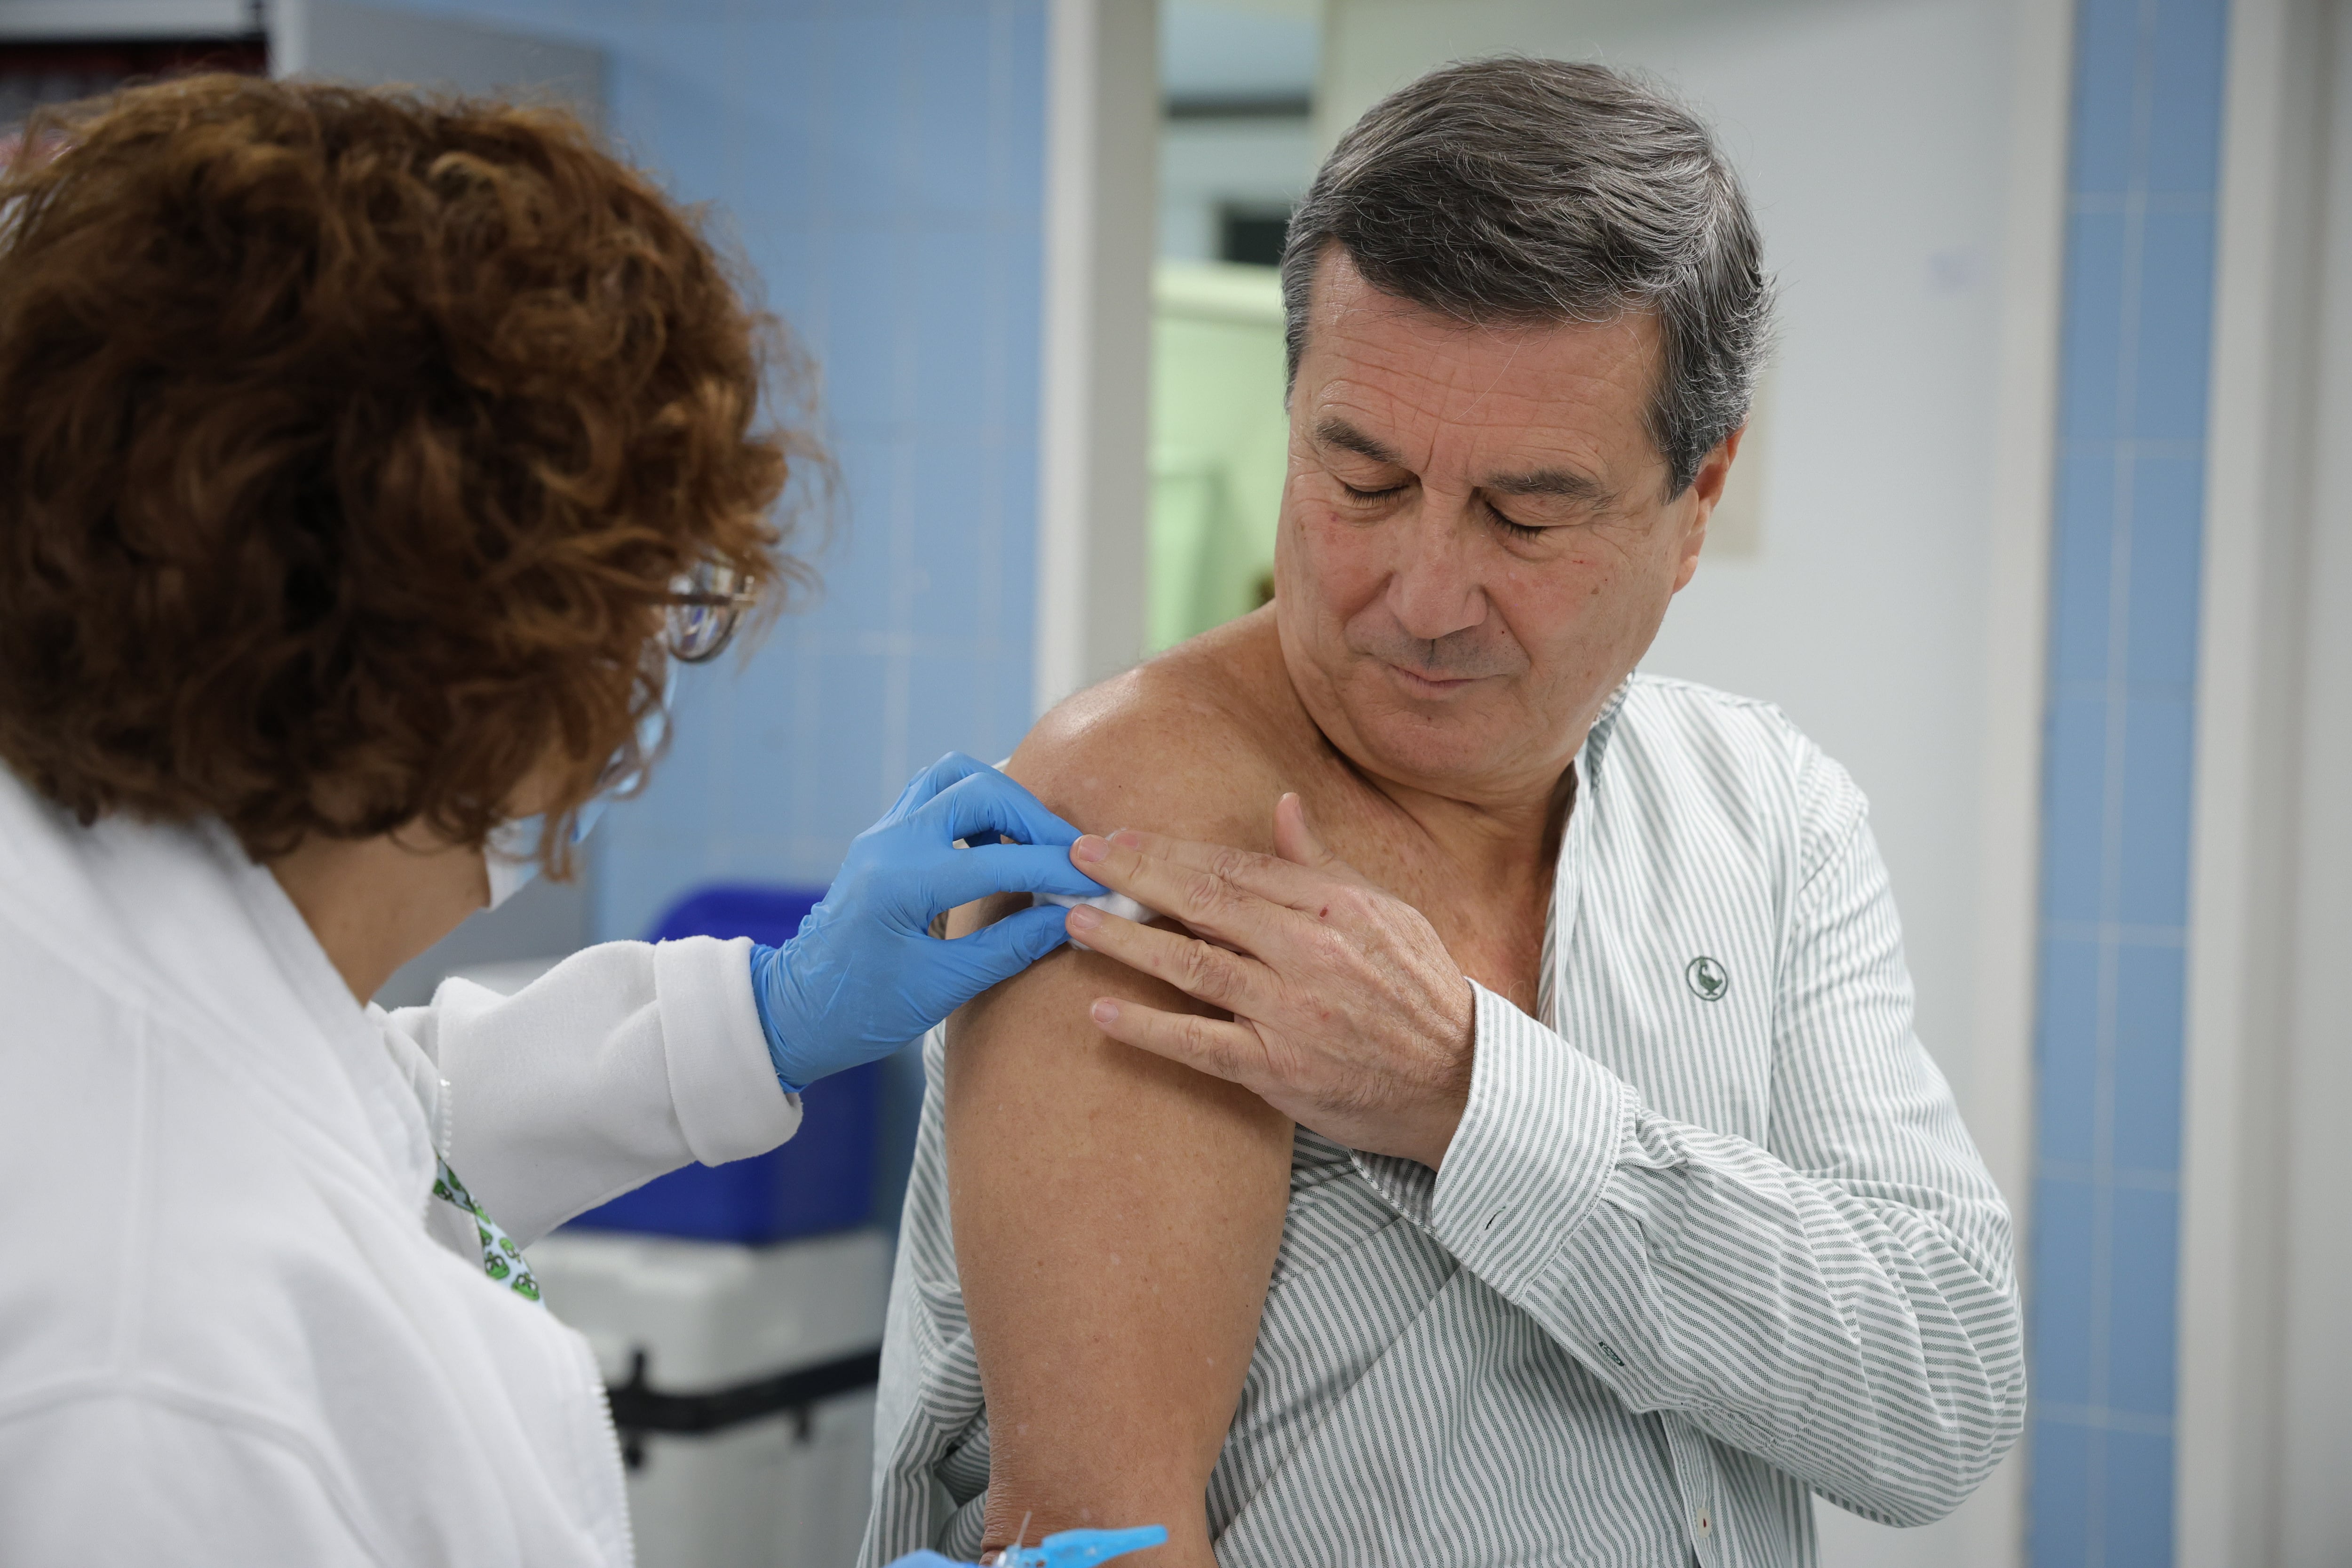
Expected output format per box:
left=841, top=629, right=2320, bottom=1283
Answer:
left=1004, top=1525, right=1170, bottom=1568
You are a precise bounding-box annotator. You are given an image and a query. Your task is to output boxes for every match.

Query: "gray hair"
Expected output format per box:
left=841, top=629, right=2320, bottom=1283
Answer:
left=1281, top=57, right=1771, bottom=495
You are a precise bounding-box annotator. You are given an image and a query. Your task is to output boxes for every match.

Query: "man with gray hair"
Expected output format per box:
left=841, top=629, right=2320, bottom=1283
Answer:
left=864, top=58, right=2022, bottom=1568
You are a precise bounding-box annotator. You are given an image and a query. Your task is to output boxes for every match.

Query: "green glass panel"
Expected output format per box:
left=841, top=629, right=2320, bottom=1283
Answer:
left=1148, top=262, right=1290, bottom=652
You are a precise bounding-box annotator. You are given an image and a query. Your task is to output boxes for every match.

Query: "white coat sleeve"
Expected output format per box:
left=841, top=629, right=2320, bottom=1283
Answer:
left=380, top=935, right=801, bottom=1247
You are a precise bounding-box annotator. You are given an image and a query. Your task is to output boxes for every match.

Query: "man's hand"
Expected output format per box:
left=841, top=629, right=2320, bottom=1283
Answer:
left=1066, top=793, right=1475, bottom=1169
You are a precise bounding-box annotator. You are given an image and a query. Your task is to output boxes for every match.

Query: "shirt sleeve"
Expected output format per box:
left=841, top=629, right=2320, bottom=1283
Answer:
left=1359, top=814, right=2025, bottom=1527
left=381, top=935, right=800, bottom=1246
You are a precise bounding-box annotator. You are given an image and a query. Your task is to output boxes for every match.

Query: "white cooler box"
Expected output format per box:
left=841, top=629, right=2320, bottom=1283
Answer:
left=526, top=1227, right=892, bottom=1568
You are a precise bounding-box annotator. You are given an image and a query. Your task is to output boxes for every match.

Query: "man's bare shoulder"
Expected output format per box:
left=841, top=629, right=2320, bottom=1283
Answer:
left=1007, top=608, right=1305, bottom=852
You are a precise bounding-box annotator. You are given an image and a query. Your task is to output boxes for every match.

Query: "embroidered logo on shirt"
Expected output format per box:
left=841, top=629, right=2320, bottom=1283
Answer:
left=1685, top=955, right=1729, bottom=1002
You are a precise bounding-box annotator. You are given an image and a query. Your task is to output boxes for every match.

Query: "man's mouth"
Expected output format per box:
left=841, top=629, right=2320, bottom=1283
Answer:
left=1383, top=661, right=1483, bottom=695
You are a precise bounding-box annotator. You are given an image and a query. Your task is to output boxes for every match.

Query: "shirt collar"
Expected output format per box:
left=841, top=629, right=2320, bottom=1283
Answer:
left=1581, top=675, right=1634, bottom=778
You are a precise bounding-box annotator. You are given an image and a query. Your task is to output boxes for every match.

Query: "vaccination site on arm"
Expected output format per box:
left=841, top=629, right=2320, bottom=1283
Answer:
left=0, top=3, right=2346, bottom=1568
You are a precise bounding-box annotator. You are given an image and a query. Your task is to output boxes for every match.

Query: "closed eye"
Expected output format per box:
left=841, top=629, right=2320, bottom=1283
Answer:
left=1484, top=501, right=1547, bottom=541
left=1345, top=475, right=1411, bottom=505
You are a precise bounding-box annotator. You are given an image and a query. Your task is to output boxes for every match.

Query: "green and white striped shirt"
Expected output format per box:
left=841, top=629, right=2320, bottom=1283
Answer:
left=862, top=675, right=2024, bottom=1568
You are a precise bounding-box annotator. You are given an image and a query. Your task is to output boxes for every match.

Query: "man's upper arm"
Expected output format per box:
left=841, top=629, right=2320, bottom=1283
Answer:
left=1771, top=748, right=2006, bottom=1219
left=937, top=693, right=1296, bottom=1559
left=1769, top=796, right=2014, bottom=1278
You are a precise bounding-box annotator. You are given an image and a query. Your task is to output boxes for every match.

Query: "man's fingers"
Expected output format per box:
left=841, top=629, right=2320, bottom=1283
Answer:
left=1089, top=812, right=1370, bottom=908
left=1066, top=905, right=1272, bottom=1015
left=1073, top=830, right=1335, bottom=929
left=1272, top=792, right=1344, bottom=871
left=1113, top=825, right=1343, bottom=907
left=1086, top=995, right=1262, bottom=1087
left=1068, top=832, right=1289, bottom=948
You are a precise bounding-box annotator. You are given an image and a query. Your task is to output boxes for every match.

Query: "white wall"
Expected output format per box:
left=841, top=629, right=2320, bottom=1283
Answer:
left=2276, top=16, right=2352, bottom=1548
left=2181, top=0, right=2352, bottom=1557
left=1158, top=115, right=1316, bottom=261
left=1319, top=3, right=2056, bottom=1564
left=2274, top=10, right=2352, bottom=1533
left=1157, top=2, right=1321, bottom=263
left=1037, top=0, right=1161, bottom=710
left=1164, top=0, right=1318, bottom=100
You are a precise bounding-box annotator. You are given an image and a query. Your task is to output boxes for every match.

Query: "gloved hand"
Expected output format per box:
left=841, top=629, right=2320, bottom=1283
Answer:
left=750, top=753, right=1106, bottom=1090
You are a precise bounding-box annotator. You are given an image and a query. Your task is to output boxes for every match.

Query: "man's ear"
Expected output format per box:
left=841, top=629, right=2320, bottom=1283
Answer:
left=1671, top=425, right=1745, bottom=592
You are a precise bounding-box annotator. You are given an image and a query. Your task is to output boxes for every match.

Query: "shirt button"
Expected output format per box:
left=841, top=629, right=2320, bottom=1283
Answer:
left=1696, top=1511, right=1712, bottom=1534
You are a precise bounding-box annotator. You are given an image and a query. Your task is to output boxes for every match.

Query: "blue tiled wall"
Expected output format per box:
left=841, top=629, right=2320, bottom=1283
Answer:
left=2031, top=2, right=2227, bottom=1562
left=363, top=0, right=1051, bottom=940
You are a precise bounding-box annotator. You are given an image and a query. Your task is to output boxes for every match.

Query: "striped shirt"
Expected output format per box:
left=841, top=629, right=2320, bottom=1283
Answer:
left=861, top=675, right=2025, bottom=1568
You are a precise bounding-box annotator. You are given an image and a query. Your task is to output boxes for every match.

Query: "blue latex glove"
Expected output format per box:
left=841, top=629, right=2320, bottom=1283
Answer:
left=883, top=1524, right=1169, bottom=1568
left=750, top=753, right=1107, bottom=1090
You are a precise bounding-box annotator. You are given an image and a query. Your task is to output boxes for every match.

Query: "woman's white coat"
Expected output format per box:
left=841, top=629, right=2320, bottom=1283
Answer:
left=0, top=769, right=799, bottom=1565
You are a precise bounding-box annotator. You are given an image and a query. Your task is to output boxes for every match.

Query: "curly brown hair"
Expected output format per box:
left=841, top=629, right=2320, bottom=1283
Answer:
left=0, top=74, right=812, bottom=874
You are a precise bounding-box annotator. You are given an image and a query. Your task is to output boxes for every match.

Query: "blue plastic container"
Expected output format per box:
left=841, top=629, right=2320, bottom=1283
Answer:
left=565, top=883, right=885, bottom=1245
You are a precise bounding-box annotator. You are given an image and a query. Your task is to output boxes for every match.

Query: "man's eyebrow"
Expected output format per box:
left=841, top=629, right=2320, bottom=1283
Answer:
left=1315, top=416, right=1616, bottom=506
left=1483, top=467, right=1613, bottom=504
left=1312, top=417, right=1405, bottom=467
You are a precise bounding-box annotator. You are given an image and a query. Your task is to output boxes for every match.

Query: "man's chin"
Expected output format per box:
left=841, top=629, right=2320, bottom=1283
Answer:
left=1336, top=699, right=1520, bottom=790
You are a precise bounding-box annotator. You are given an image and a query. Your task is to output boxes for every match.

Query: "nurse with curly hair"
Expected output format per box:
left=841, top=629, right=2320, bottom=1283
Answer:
left=0, top=74, right=1110, bottom=1566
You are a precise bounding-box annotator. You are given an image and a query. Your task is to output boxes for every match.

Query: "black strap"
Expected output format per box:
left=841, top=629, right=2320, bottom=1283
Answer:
left=606, top=1346, right=882, bottom=1465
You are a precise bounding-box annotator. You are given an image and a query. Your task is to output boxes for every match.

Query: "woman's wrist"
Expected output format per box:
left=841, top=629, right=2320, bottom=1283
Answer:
left=746, top=941, right=808, bottom=1091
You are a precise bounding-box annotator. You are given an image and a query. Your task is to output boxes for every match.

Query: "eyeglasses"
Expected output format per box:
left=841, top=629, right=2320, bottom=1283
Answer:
left=663, top=559, right=758, bottom=664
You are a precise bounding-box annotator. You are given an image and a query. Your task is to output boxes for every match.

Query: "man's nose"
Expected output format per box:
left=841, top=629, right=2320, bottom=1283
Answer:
left=1386, top=502, right=1489, bottom=642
